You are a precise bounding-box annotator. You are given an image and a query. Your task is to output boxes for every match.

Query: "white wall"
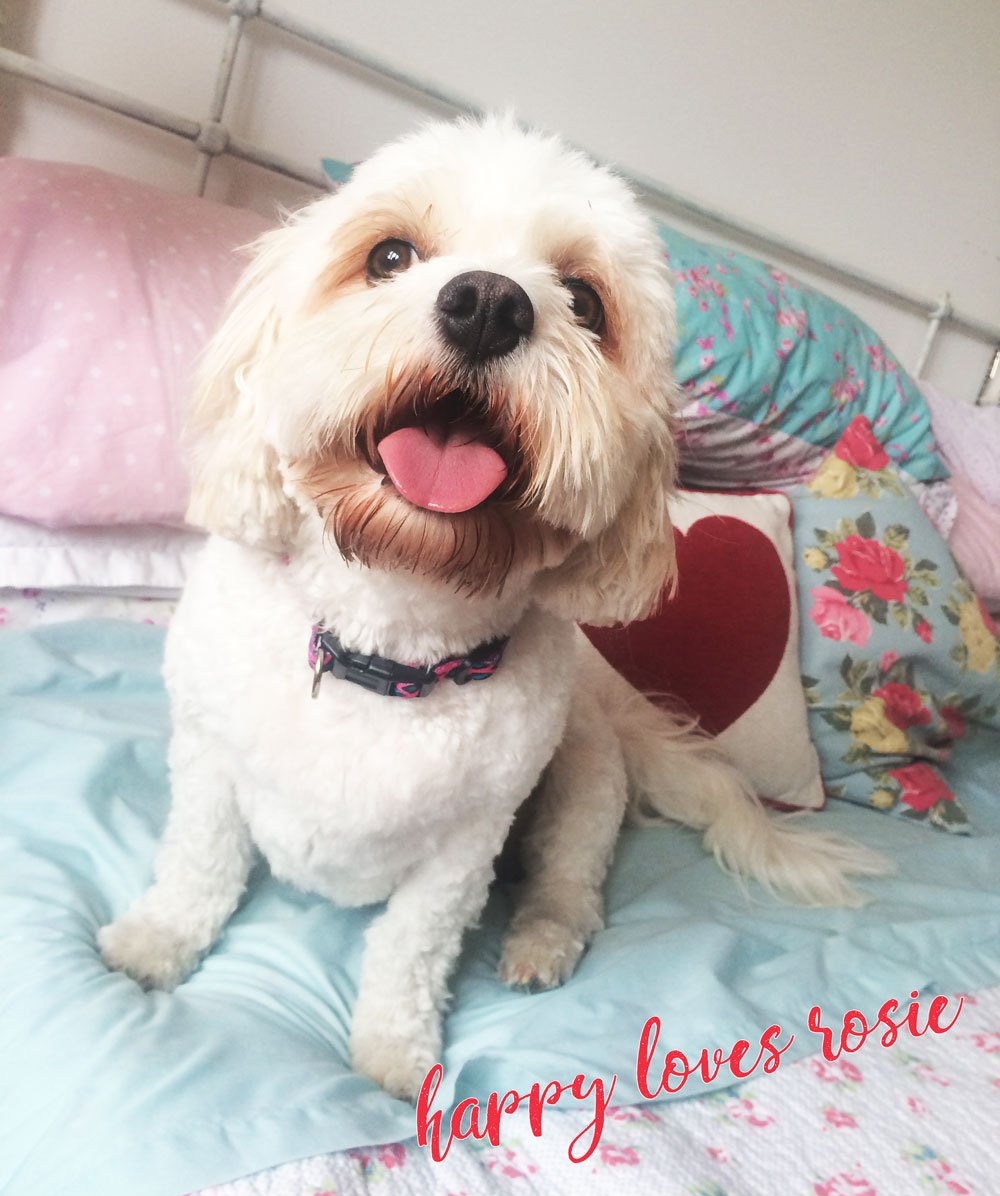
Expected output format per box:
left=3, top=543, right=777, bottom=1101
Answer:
left=3, top=0, right=998, bottom=401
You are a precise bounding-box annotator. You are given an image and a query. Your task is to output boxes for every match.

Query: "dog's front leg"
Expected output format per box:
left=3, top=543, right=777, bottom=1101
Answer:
left=499, top=690, right=628, bottom=991
left=98, top=726, right=254, bottom=990
left=350, top=836, right=498, bottom=1101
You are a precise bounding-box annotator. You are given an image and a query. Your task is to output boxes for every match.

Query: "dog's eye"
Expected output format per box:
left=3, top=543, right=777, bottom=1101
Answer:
left=366, top=239, right=420, bottom=282
left=563, top=278, right=605, bottom=335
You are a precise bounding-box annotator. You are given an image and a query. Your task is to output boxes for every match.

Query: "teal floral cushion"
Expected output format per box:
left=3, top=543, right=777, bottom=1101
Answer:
left=660, top=225, right=948, bottom=491
left=791, top=416, right=999, bottom=832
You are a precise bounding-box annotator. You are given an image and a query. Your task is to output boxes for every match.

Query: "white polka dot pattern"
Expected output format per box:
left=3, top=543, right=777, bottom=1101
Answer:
left=0, top=160, right=272, bottom=528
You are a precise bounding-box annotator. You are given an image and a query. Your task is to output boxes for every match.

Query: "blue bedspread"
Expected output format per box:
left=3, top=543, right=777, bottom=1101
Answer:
left=2, top=621, right=998, bottom=1196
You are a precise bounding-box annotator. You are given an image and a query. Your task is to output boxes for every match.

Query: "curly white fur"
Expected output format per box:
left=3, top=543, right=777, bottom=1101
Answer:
left=98, top=115, right=889, bottom=1101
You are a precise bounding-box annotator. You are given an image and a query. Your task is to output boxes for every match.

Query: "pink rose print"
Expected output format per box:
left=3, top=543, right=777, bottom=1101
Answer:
left=776, top=306, right=808, bottom=335
left=810, top=1058, right=863, bottom=1084
left=814, top=1170, right=877, bottom=1196
left=350, top=1142, right=408, bottom=1173
left=911, top=1150, right=970, bottom=1194
left=889, top=763, right=956, bottom=812
left=912, top=1061, right=952, bottom=1088
left=486, top=1148, right=535, bottom=1180
left=872, top=683, right=931, bottom=729
left=914, top=616, right=934, bottom=644
left=879, top=650, right=899, bottom=672
left=823, top=1107, right=858, bottom=1129
left=598, top=1144, right=640, bottom=1166
left=940, top=705, right=966, bottom=740
left=907, top=1096, right=928, bottom=1116
left=832, top=535, right=908, bottom=602
left=809, top=586, right=872, bottom=646
left=379, top=1144, right=407, bottom=1169
left=834, top=415, right=890, bottom=471
left=707, top=1146, right=729, bottom=1163
left=681, top=265, right=725, bottom=300
left=726, top=1098, right=774, bottom=1127
left=864, top=343, right=898, bottom=374
left=608, top=1105, right=661, bottom=1123
left=830, top=369, right=864, bottom=406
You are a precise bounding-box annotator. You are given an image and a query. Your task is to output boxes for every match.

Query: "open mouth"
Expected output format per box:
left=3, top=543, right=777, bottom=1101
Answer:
left=375, top=390, right=512, bottom=514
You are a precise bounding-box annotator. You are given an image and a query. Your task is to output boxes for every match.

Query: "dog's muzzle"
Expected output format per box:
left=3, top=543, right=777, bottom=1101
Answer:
left=436, top=270, right=534, bottom=363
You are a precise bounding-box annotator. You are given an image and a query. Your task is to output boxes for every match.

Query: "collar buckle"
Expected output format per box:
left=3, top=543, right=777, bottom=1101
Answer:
left=309, top=625, right=507, bottom=700
left=329, top=648, right=432, bottom=698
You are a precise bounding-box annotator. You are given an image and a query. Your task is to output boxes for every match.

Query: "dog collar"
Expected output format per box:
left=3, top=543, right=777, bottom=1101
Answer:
left=309, top=625, right=509, bottom=699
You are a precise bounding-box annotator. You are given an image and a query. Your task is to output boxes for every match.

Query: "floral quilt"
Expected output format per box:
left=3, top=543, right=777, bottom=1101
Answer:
left=192, top=984, right=1000, bottom=1196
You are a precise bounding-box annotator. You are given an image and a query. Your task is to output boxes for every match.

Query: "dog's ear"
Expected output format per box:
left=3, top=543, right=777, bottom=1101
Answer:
left=534, top=428, right=678, bottom=626
left=185, top=227, right=300, bottom=550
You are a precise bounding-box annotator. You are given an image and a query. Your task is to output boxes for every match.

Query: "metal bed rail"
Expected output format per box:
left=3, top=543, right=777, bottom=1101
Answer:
left=2, top=0, right=998, bottom=390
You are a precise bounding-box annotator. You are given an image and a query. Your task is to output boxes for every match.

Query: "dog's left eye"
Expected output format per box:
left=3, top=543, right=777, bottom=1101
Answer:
left=563, top=278, right=605, bottom=336
left=366, top=239, right=420, bottom=283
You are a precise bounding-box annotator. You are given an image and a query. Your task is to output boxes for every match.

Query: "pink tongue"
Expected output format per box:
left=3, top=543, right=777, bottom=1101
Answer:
left=377, top=423, right=508, bottom=513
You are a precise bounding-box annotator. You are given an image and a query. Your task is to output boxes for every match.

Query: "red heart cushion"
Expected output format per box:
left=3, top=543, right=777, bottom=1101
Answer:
left=584, top=515, right=790, bottom=735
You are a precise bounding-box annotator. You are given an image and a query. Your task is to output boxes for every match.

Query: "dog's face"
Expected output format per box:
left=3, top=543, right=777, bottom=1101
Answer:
left=187, top=117, right=680, bottom=623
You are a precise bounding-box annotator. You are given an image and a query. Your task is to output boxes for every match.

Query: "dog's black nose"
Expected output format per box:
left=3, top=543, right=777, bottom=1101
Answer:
left=436, top=271, right=534, bottom=362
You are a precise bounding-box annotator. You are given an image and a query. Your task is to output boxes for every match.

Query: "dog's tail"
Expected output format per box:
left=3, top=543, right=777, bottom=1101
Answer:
left=596, top=659, right=892, bottom=907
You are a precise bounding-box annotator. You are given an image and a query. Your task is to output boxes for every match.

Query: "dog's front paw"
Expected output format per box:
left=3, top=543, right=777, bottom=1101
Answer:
left=499, top=916, right=586, bottom=992
left=98, top=911, right=200, bottom=991
left=350, top=1017, right=440, bottom=1102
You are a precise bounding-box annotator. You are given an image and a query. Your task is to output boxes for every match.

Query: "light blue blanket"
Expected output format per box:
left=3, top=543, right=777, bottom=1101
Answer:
left=2, top=621, right=999, bottom=1196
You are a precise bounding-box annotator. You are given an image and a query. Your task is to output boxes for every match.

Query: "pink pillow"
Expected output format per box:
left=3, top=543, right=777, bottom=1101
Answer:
left=922, top=382, right=1000, bottom=509
left=949, top=476, right=1000, bottom=613
left=0, top=159, right=272, bottom=527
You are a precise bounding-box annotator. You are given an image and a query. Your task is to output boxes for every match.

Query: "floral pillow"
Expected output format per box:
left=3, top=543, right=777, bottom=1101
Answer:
left=793, top=416, right=999, bottom=833
left=659, top=225, right=948, bottom=492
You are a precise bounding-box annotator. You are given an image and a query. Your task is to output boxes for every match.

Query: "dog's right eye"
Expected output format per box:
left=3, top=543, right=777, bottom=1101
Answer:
left=366, top=239, right=420, bottom=283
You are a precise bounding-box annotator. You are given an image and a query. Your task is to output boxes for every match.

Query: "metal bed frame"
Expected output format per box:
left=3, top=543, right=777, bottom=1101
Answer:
left=2, top=0, right=998, bottom=396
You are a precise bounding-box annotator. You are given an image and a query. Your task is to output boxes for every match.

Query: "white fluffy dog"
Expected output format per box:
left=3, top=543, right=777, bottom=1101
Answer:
left=99, top=116, right=886, bottom=1100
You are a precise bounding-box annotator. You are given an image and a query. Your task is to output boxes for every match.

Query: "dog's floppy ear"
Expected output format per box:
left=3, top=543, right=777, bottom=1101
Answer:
left=185, top=228, right=300, bottom=550
left=534, top=429, right=678, bottom=626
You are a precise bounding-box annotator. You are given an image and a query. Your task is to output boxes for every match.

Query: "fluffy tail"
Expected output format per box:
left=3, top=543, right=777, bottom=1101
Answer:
left=603, top=675, right=892, bottom=907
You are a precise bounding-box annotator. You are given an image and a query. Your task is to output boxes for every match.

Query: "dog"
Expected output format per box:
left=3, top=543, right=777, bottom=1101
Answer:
left=98, top=115, right=887, bottom=1100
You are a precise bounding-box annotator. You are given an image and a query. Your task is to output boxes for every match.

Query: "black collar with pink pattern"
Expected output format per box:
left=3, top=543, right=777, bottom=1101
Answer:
left=308, top=625, right=509, bottom=700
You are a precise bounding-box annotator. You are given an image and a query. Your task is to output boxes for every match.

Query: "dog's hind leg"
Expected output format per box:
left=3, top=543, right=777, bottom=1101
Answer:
left=98, top=724, right=255, bottom=990
left=499, top=686, right=628, bottom=992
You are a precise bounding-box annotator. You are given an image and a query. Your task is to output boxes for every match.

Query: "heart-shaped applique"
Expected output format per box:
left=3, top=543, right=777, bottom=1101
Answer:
left=584, top=515, right=790, bottom=735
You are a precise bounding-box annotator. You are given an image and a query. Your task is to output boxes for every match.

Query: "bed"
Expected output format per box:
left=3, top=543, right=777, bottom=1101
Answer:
left=2, top=9, right=999, bottom=1196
